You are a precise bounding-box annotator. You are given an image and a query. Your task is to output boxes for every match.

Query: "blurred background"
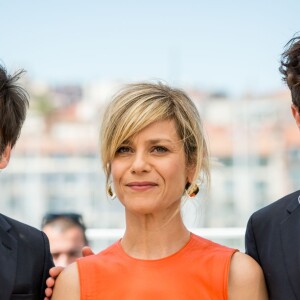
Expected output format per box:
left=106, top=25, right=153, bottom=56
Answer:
left=1, top=0, right=299, bottom=252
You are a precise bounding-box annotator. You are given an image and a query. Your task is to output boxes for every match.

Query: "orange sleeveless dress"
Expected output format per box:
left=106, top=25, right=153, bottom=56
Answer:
left=77, top=233, right=237, bottom=300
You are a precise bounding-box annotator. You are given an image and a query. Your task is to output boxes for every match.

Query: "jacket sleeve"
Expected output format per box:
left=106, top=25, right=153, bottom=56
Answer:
left=39, top=232, right=54, bottom=300
left=245, top=214, right=260, bottom=264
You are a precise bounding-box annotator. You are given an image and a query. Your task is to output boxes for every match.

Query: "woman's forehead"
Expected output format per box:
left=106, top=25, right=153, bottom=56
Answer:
left=120, top=119, right=180, bottom=142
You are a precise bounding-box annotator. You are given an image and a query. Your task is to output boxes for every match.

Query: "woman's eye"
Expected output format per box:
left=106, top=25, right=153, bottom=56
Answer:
left=153, top=146, right=168, bottom=153
left=116, top=146, right=131, bottom=153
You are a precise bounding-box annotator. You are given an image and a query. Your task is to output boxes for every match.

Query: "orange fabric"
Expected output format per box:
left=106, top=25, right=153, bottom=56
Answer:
left=77, top=233, right=237, bottom=300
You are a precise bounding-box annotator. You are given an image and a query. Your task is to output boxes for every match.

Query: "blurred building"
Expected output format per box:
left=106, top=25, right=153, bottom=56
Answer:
left=200, top=90, right=295, bottom=227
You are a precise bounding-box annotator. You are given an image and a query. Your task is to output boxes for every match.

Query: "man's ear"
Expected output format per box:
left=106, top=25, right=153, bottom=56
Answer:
left=0, top=145, right=11, bottom=169
left=291, top=104, right=300, bottom=129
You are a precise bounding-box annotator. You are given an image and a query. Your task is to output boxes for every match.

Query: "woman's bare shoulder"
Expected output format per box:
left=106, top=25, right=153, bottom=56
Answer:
left=228, top=252, right=268, bottom=300
left=51, top=262, right=80, bottom=300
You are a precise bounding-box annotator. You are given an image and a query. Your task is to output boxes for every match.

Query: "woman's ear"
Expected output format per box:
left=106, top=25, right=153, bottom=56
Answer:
left=0, top=145, right=11, bottom=169
left=291, top=104, right=300, bottom=129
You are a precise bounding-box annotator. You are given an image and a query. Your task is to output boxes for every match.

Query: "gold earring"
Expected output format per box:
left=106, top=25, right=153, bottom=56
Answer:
left=185, top=182, right=199, bottom=198
left=107, top=184, right=116, bottom=199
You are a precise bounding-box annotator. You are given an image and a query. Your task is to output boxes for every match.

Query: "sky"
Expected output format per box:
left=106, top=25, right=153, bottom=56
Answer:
left=1, top=0, right=300, bottom=96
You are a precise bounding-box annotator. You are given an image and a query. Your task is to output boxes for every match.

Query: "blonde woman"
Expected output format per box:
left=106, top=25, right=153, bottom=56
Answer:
left=52, top=82, right=267, bottom=300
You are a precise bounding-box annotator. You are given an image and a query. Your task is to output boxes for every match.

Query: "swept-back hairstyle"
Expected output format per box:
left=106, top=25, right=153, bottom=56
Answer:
left=0, top=64, right=29, bottom=155
left=100, top=82, right=210, bottom=196
left=279, top=35, right=300, bottom=109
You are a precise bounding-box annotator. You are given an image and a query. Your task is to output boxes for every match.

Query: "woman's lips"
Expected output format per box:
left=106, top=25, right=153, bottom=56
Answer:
left=126, top=182, right=158, bottom=191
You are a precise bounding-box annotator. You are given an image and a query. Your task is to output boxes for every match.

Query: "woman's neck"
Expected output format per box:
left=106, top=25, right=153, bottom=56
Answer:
left=120, top=211, right=190, bottom=260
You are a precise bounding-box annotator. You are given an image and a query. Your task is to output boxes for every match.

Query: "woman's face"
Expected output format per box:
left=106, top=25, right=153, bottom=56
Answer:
left=111, top=119, right=194, bottom=215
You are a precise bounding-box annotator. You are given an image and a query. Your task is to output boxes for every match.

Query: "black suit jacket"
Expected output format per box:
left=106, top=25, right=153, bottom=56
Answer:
left=245, top=190, right=300, bottom=300
left=0, top=214, right=54, bottom=300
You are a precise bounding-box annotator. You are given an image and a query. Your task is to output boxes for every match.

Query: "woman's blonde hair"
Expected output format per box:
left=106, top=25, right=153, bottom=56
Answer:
left=100, top=82, right=210, bottom=196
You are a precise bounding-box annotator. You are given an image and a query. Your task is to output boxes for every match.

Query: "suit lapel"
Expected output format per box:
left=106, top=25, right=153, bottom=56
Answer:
left=0, top=215, right=18, bottom=300
left=280, top=200, right=300, bottom=299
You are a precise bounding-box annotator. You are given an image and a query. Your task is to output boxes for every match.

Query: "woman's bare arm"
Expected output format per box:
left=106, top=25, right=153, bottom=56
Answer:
left=51, top=262, right=80, bottom=300
left=44, top=246, right=94, bottom=299
left=228, top=252, right=268, bottom=300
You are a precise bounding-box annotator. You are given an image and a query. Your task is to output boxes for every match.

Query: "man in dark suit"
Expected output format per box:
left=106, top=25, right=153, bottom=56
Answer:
left=246, top=35, right=300, bottom=300
left=0, top=64, right=54, bottom=299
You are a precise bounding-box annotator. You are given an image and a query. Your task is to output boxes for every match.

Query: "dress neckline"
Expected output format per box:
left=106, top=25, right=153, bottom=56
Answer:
left=116, top=232, right=195, bottom=262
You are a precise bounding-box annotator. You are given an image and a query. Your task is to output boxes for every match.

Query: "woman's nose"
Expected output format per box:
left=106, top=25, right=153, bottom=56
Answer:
left=130, top=153, right=151, bottom=174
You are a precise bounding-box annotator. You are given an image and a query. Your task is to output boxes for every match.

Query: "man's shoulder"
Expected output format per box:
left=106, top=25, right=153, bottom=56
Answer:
left=0, top=213, right=45, bottom=240
left=251, top=190, right=300, bottom=220
left=0, top=214, right=54, bottom=299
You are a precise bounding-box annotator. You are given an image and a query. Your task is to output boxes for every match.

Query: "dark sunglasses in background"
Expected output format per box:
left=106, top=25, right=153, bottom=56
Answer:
left=41, top=212, right=86, bottom=231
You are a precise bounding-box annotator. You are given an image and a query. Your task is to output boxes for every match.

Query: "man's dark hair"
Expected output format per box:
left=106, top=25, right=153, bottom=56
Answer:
left=0, top=64, right=29, bottom=155
left=279, top=35, right=300, bottom=109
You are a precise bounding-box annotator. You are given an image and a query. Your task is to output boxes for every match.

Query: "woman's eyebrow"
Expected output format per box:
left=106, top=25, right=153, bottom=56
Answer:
left=148, top=139, right=183, bottom=149
left=120, top=140, right=131, bottom=145
left=120, top=138, right=180, bottom=146
left=147, top=139, right=173, bottom=144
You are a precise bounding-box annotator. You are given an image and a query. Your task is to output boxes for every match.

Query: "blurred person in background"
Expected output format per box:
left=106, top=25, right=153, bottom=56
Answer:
left=52, top=82, right=267, bottom=300
left=246, top=34, right=300, bottom=300
left=0, top=64, right=54, bottom=300
left=42, top=213, right=88, bottom=267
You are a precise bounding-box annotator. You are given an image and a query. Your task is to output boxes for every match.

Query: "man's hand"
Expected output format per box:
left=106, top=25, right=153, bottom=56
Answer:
left=82, top=246, right=94, bottom=257
left=44, top=247, right=94, bottom=300
left=44, top=266, right=64, bottom=300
